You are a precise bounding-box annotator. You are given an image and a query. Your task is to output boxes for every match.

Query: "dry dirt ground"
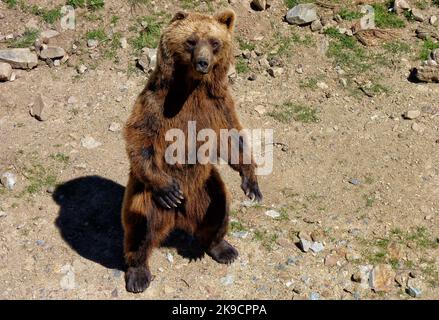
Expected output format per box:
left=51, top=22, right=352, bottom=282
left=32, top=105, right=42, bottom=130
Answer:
left=0, top=0, right=438, bottom=300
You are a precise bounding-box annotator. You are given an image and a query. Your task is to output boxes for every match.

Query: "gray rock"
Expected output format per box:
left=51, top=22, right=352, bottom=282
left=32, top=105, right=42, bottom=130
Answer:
left=309, top=292, right=320, bottom=300
left=349, top=178, right=361, bottom=185
left=431, top=49, right=439, bottom=63
left=112, top=269, right=122, bottom=278
left=29, top=94, right=47, bottom=121
left=394, top=0, right=411, bottom=14
left=0, top=48, right=38, bottom=69
left=0, top=211, right=6, bottom=218
left=60, top=6, right=75, bottom=31
left=310, top=19, right=323, bottom=32
left=0, top=62, right=12, bottom=81
left=39, top=46, right=65, bottom=59
left=360, top=5, right=375, bottom=30
left=36, top=240, right=45, bottom=246
left=411, top=8, right=425, bottom=22
left=416, top=65, right=439, bottom=83
left=166, top=252, right=174, bottom=263
left=81, top=136, right=102, bottom=149
left=120, top=37, right=128, bottom=49
left=309, top=241, right=324, bottom=253
left=40, top=30, right=60, bottom=43
left=232, top=231, right=249, bottom=239
left=430, top=16, right=438, bottom=26
left=286, top=4, right=318, bottom=25
left=299, top=238, right=312, bottom=252
left=87, top=39, right=99, bottom=48
left=1, top=172, right=16, bottom=190
left=220, top=274, right=234, bottom=286
left=109, top=122, right=121, bottom=132
left=407, top=279, right=422, bottom=298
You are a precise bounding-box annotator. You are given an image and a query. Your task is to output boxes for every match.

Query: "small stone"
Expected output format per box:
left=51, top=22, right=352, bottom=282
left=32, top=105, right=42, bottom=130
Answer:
left=309, top=292, right=320, bottom=300
left=345, top=250, right=361, bottom=262
left=81, top=136, right=102, bottom=149
left=334, top=14, right=343, bottom=23
left=36, top=240, right=45, bottom=246
left=0, top=62, right=12, bottom=81
left=394, top=0, right=411, bottom=14
left=1, top=172, right=16, bottom=190
left=40, top=30, right=60, bottom=43
left=60, top=5, right=75, bottom=31
left=430, top=16, right=438, bottom=26
left=111, top=288, right=118, bottom=297
left=403, top=110, right=421, bottom=120
left=310, top=19, right=323, bottom=32
left=254, top=105, right=266, bottom=115
left=29, top=94, right=47, bottom=121
left=411, top=122, right=424, bottom=133
left=349, top=178, right=361, bottom=185
left=166, top=252, right=174, bottom=263
left=232, top=231, right=249, bottom=239
left=394, top=272, right=408, bottom=287
left=286, top=257, right=298, bottom=265
left=0, top=211, right=6, bottom=218
left=248, top=73, right=257, bottom=81
left=46, top=186, right=55, bottom=194
left=359, top=5, right=375, bottom=30
left=220, top=274, right=234, bottom=286
left=59, top=264, right=75, bottom=290
left=299, top=239, right=312, bottom=252
left=251, top=0, right=267, bottom=11
left=53, top=59, right=60, bottom=67
left=324, top=254, right=339, bottom=267
left=67, top=96, right=77, bottom=105
left=415, top=65, right=439, bottom=83
left=265, top=210, right=280, bottom=218
left=286, top=4, right=318, bottom=25
left=113, top=269, right=122, bottom=278
left=369, top=264, right=396, bottom=292
left=310, top=230, right=324, bottom=242
left=309, top=242, right=324, bottom=253
left=267, top=67, right=283, bottom=78
left=351, top=272, right=362, bottom=283
left=87, top=39, right=99, bottom=48
left=409, top=271, right=417, bottom=278
left=0, top=48, right=38, bottom=69
left=411, top=9, right=425, bottom=22
left=317, top=81, right=329, bottom=90
left=406, top=279, right=422, bottom=298
left=77, top=64, right=87, bottom=74
left=109, top=122, right=121, bottom=132
left=120, top=37, right=128, bottom=49
left=295, top=65, right=303, bottom=74
left=357, top=265, right=373, bottom=289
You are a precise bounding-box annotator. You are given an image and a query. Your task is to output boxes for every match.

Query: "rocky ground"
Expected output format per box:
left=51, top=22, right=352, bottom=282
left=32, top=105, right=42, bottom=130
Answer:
left=0, top=0, right=438, bottom=300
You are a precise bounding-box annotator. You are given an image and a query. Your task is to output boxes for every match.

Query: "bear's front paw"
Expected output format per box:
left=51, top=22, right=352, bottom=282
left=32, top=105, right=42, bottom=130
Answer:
left=207, top=240, right=238, bottom=264
left=125, top=267, right=152, bottom=293
left=240, top=176, right=263, bottom=203
left=152, top=179, right=184, bottom=209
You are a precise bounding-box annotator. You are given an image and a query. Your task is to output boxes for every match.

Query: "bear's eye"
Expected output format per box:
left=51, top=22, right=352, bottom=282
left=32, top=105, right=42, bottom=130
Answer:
left=210, top=39, right=221, bottom=50
left=185, top=38, right=197, bottom=49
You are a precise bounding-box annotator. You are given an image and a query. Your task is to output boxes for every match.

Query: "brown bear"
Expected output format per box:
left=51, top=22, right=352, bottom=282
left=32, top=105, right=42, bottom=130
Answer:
left=122, top=9, right=262, bottom=293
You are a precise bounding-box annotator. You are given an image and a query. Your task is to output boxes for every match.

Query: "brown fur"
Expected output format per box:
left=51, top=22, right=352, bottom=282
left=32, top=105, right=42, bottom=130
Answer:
left=121, top=9, right=262, bottom=293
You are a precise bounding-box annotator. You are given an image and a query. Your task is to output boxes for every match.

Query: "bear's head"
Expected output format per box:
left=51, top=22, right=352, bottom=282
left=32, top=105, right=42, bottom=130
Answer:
left=158, top=9, right=236, bottom=81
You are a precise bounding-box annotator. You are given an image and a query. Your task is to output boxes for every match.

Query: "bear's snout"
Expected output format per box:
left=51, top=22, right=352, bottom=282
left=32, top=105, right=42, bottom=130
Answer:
left=195, top=57, right=210, bottom=74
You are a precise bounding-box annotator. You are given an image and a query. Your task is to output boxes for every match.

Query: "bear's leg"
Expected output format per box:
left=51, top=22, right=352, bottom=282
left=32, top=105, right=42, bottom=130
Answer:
left=195, top=168, right=238, bottom=264
left=122, top=175, right=174, bottom=293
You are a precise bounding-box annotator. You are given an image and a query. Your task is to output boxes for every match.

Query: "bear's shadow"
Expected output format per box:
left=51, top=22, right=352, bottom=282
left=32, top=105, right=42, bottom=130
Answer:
left=53, top=175, right=205, bottom=271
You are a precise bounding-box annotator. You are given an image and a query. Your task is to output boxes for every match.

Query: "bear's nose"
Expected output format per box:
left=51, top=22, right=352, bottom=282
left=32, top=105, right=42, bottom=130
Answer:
left=196, top=58, right=209, bottom=73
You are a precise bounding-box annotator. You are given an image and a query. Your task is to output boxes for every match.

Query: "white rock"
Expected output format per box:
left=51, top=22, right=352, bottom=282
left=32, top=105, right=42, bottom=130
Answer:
left=404, top=110, right=421, bottom=120
left=120, top=37, right=128, bottom=49
left=286, top=4, right=318, bottom=25
left=67, top=96, right=77, bottom=105
left=166, top=252, right=174, bottom=263
left=1, top=172, right=16, bottom=190
left=299, top=239, right=312, bottom=252
left=77, top=64, right=87, bottom=74
left=309, top=242, right=324, bottom=253
left=360, top=5, right=375, bottom=30
left=220, top=274, right=234, bottom=286
left=411, top=8, right=425, bottom=22
left=411, top=122, right=424, bottom=133
left=254, top=105, right=266, bottom=115
left=108, top=122, right=121, bottom=132
left=430, top=16, right=438, bottom=26
left=394, top=0, right=411, bottom=14
left=40, top=30, right=60, bottom=42
left=60, top=6, right=75, bottom=31
left=60, top=264, right=76, bottom=290
left=265, top=210, right=280, bottom=218
left=81, top=136, right=102, bottom=149
left=317, top=81, right=329, bottom=90
left=87, top=39, right=99, bottom=48
left=232, top=231, right=249, bottom=239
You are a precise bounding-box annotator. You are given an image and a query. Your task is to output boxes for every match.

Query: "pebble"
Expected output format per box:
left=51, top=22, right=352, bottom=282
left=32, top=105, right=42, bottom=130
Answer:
left=112, top=270, right=122, bottom=278
left=430, top=16, right=438, bottom=26
left=310, top=19, right=323, bottom=32
left=87, top=39, right=99, bottom=48
left=39, top=46, right=65, bottom=59
left=286, top=256, right=299, bottom=265
left=115, top=96, right=123, bottom=103
left=108, top=122, right=121, bottom=132
left=166, top=252, right=174, bottom=263
left=349, top=178, right=361, bottom=186
left=411, top=123, right=424, bottom=133
left=267, top=67, right=283, bottom=78
left=295, top=65, right=303, bottom=74
left=75, top=65, right=87, bottom=76
left=248, top=73, right=257, bottom=81
left=406, top=279, right=422, bottom=298
left=324, top=254, right=339, bottom=267
left=120, top=37, right=128, bottom=49
left=59, top=264, right=76, bottom=290
left=46, top=186, right=55, bottom=193
left=251, top=0, right=267, bottom=11
left=220, top=274, right=234, bottom=286
left=0, top=211, right=7, bottom=218
left=403, top=110, right=421, bottom=120
left=111, top=288, right=118, bottom=297
left=309, top=292, right=320, bottom=300
left=67, top=96, right=77, bottom=105
left=232, top=231, right=249, bottom=239
left=317, top=81, right=329, bottom=90
left=265, top=210, right=280, bottom=219
left=299, top=239, right=312, bottom=252
left=0, top=62, right=12, bottom=81
left=1, top=172, right=16, bottom=190
left=81, top=136, right=102, bottom=149
left=394, top=0, right=411, bottom=14
left=411, top=8, right=425, bottom=22
left=36, top=240, right=45, bottom=246
left=309, top=242, right=324, bottom=253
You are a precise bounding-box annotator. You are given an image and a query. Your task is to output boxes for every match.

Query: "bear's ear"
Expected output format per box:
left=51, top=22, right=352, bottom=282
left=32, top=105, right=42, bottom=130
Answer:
left=171, top=11, right=188, bottom=23
left=215, top=9, right=236, bottom=32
